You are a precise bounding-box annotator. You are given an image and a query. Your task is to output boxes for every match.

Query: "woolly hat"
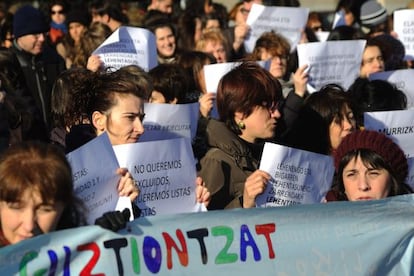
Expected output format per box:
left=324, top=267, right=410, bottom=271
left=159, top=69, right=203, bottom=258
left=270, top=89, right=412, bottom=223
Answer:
left=66, top=9, right=91, bottom=28
left=360, top=0, right=387, bottom=27
left=334, top=130, right=408, bottom=183
left=13, top=5, right=49, bottom=39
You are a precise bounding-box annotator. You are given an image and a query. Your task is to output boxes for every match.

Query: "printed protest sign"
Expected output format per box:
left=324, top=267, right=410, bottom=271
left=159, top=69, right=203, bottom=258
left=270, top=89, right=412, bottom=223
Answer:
left=66, top=133, right=121, bottom=224
left=393, top=9, right=414, bottom=60
left=297, top=40, right=366, bottom=92
left=364, top=109, right=414, bottom=157
left=139, top=102, right=200, bottom=142
left=92, top=26, right=157, bottom=71
left=2, top=195, right=413, bottom=275
left=256, top=142, right=334, bottom=207
left=369, top=69, right=414, bottom=109
left=245, top=4, right=308, bottom=53
left=113, top=138, right=203, bottom=217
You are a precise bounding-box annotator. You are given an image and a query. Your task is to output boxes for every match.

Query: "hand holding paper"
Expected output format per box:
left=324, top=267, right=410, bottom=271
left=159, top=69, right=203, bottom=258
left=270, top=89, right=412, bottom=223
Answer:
left=199, top=93, right=216, bottom=118
left=292, top=64, right=309, bottom=97
left=116, top=168, right=139, bottom=201
left=243, top=170, right=270, bottom=208
left=195, top=176, right=211, bottom=207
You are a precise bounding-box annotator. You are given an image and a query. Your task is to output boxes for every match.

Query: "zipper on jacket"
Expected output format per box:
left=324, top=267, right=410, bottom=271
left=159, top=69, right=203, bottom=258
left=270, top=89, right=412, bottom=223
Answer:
left=32, top=56, right=47, bottom=125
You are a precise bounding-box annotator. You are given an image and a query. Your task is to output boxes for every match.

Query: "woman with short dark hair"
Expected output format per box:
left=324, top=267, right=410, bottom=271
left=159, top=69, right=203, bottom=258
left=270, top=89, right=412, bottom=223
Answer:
left=198, top=62, right=283, bottom=209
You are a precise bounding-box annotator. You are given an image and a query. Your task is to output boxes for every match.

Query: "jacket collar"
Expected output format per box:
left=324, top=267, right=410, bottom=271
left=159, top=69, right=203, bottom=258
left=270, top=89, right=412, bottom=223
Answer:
left=206, top=119, right=258, bottom=170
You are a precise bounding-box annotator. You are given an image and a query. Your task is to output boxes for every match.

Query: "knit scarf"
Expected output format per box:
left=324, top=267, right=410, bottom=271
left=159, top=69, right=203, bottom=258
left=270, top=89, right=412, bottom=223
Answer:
left=50, top=21, right=67, bottom=33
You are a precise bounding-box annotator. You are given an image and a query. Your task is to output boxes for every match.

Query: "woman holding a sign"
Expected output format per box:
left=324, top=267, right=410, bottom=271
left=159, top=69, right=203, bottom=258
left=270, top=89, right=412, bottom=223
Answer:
left=326, top=130, right=413, bottom=201
left=250, top=31, right=308, bottom=99
left=82, top=69, right=210, bottom=208
left=198, top=62, right=282, bottom=209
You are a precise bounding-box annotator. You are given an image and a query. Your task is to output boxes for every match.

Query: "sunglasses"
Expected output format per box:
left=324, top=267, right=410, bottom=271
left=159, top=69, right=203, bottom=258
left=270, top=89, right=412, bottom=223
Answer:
left=240, top=8, right=250, bottom=15
left=51, top=10, right=64, bottom=15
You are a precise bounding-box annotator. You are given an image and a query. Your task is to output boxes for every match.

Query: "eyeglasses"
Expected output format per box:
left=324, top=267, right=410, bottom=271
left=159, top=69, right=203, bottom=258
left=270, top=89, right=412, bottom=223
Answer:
left=262, top=100, right=284, bottom=113
left=271, top=55, right=288, bottom=62
left=311, top=25, right=322, bottom=32
left=51, top=10, right=64, bottom=15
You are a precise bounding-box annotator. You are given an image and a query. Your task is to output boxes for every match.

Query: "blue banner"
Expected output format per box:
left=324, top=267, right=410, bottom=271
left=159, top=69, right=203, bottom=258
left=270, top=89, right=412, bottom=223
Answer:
left=1, top=195, right=413, bottom=275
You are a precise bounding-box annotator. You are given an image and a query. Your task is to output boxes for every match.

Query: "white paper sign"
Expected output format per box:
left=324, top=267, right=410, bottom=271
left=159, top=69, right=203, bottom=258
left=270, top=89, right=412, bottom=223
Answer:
left=331, top=10, right=346, bottom=29
left=203, top=60, right=270, bottom=93
left=364, top=110, right=414, bottom=157
left=369, top=69, right=414, bottom=109
left=203, top=60, right=270, bottom=119
left=92, top=26, right=158, bottom=71
left=245, top=4, right=309, bottom=53
left=204, top=62, right=240, bottom=93
left=406, top=157, right=414, bottom=190
left=393, top=9, right=414, bottom=60
left=139, top=102, right=199, bottom=142
left=113, top=138, right=200, bottom=217
left=66, top=133, right=121, bottom=224
left=256, top=142, right=334, bottom=207
left=297, top=40, right=366, bottom=92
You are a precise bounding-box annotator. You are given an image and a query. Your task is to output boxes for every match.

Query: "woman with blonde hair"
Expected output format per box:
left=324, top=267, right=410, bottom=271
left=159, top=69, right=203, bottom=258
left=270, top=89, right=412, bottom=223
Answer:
left=72, top=21, right=111, bottom=70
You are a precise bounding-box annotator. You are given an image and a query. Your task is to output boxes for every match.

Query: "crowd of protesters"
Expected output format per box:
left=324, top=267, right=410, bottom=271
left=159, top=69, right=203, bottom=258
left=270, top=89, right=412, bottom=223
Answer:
left=0, top=0, right=413, bottom=247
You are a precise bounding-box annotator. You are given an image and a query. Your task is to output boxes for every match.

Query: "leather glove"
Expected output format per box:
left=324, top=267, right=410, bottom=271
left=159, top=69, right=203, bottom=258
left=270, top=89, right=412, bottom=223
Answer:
left=94, top=208, right=130, bottom=232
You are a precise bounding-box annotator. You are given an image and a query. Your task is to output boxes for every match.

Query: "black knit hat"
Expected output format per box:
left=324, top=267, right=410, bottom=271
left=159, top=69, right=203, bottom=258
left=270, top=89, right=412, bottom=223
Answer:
left=360, top=0, right=387, bottom=27
left=13, top=5, right=49, bottom=38
left=334, top=130, right=408, bottom=183
left=66, top=9, right=91, bottom=28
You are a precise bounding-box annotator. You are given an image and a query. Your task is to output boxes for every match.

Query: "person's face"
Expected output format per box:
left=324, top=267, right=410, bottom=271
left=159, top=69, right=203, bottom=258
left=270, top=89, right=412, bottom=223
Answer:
left=91, top=9, right=108, bottom=25
left=2, top=32, right=13, bottom=48
left=204, top=41, right=227, bottom=63
left=344, top=10, right=355, bottom=26
left=96, top=93, right=145, bottom=145
left=0, top=188, right=64, bottom=245
left=149, top=90, right=167, bottom=103
left=308, top=20, right=322, bottom=32
left=155, top=0, right=173, bottom=14
left=69, top=22, right=86, bottom=44
left=329, top=105, right=355, bottom=150
left=360, top=46, right=384, bottom=78
left=51, top=4, right=66, bottom=25
left=155, top=26, right=176, bottom=58
left=243, top=0, right=263, bottom=14
left=342, top=155, right=392, bottom=201
left=260, top=49, right=287, bottom=79
left=204, top=19, right=220, bottom=31
left=237, top=5, right=249, bottom=24
left=16, top=33, right=46, bottom=55
left=237, top=102, right=281, bottom=143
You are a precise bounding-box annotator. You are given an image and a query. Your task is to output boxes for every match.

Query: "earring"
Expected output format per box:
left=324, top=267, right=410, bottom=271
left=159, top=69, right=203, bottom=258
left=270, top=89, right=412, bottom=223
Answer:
left=238, top=121, right=245, bottom=130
